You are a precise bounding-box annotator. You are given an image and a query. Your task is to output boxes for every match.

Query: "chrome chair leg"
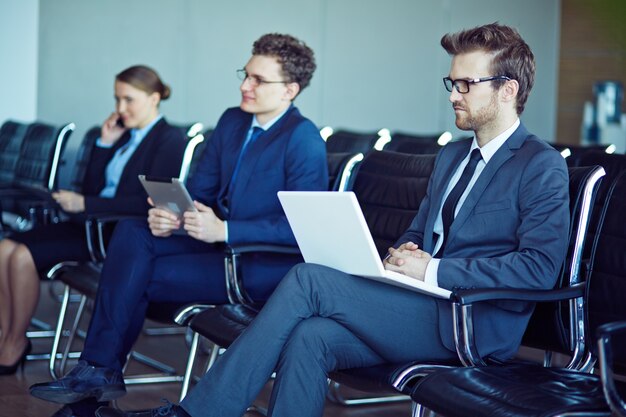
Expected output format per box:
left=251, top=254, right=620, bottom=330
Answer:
left=59, top=294, right=88, bottom=375
left=49, top=285, right=71, bottom=379
left=180, top=332, right=200, bottom=400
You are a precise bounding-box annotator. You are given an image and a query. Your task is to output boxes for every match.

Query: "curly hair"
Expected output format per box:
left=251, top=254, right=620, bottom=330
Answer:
left=441, top=23, right=535, bottom=115
left=252, top=33, right=316, bottom=92
left=116, top=65, right=171, bottom=100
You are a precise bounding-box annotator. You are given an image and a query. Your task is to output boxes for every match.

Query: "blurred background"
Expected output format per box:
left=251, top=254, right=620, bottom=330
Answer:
left=1, top=0, right=625, bottom=185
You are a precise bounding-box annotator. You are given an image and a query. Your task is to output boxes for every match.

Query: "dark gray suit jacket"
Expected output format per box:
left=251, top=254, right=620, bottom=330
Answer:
left=396, top=123, right=570, bottom=359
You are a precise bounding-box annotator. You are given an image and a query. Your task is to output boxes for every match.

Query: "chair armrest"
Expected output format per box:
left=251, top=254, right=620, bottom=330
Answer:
left=451, top=282, right=586, bottom=305
left=450, top=282, right=586, bottom=368
left=84, top=213, right=146, bottom=261
left=225, top=243, right=301, bottom=256
left=223, top=243, right=301, bottom=305
left=597, top=320, right=626, bottom=416
left=174, top=303, right=213, bottom=326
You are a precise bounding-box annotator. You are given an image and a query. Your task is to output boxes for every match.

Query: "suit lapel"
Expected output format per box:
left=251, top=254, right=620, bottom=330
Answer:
left=446, top=124, right=529, bottom=247
left=118, top=119, right=164, bottom=186
left=227, top=107, right=299, bottom=206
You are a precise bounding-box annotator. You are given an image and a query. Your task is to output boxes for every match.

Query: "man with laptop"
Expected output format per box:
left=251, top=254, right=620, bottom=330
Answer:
left=30, top=33, right=328, bottom=417
left=95, top=23, right=569, bottom=417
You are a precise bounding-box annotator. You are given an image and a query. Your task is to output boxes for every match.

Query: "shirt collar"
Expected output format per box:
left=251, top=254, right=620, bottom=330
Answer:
left=251, top=106, right=291, bottom=131
left=129, top=114, right=163, bottom=142
left=470, top=118, right=520, bottom=163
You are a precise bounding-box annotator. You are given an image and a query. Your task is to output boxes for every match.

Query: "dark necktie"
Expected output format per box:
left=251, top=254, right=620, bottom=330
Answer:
left=230, top=126, right=264, bottom=188
left=435, top=148, right=482, bottom=258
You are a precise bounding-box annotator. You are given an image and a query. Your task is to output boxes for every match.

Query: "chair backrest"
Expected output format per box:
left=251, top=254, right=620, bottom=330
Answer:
left=13, top=122, right=75, bottom=190
left=171, top=122, right=204, bottom=140
left=553, top=144, right=612, bottom=167
left=586, top=170, right=626, bottom=373
left=68, top=126, right=101, bottom=192
left=325, top=129, right=380, bottom=154
left=326, top=152, right=363, bottom=192
left=0, top=120, right=30, bottom=186
left=521, top=165, right=605, bottom=359
left=350, top=151, right=436, bottom=257
left=577, top=152, right=626, bottom=249
left=383, top=132, right=444, bottom=155
left=182, top=128, right=212, bottom=185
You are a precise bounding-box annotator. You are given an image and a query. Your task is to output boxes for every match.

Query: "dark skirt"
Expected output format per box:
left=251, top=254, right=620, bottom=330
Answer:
left=8, top=222, right=92, bottom=272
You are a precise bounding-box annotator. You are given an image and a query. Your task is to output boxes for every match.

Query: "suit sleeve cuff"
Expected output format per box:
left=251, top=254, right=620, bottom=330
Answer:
left=424, top=258, right=440, bottom=287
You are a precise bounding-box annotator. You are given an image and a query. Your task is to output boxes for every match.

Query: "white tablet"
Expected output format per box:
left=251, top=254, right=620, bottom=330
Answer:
left=138, top=175, right=197, bottom=235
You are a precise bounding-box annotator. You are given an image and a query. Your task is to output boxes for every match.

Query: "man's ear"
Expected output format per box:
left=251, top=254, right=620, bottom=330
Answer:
left=283, top=82, right=300, bottom=101
left=501, top=79, right=519, bottom=104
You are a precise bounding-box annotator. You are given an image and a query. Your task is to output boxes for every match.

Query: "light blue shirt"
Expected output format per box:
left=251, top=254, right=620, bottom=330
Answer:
left=224, top=107, right=290, bottom=242
left=99, top=115, right=163, bottom=198
left=425, top=118, right=520, bottom=286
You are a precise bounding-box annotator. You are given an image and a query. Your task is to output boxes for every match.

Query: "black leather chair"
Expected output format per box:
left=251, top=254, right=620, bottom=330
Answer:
left=24, top=125, right=103, bottom=228
left=382, top=132, right=445, bottom=155
left=23, top=126, right=104, bottom=356
left=325, top=129, right=382, bottom=154
left=178, top=163, right=605, bottom=410
left=45, top=133, right=206, bottom=384
left=172, top=122, right=204, bottom=141
left=326, top=152, right=364, bottom=193
left=553, top=143, right=613, bottom=167
left=0, top=121, right=75, bottom=233
left=0, top=120, right=30, bottom=187
left=176, top=151, right=437, bottom=400
left=410, top=170, right=626, bottom=417
left=181, top=128, right=213, bottom=182
left=328, top=165, right=605, bottom=405
left=577, top=152, right=626, bottom=249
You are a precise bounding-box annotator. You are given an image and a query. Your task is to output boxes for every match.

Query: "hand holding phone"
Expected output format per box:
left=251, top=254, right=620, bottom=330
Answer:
left=100, top=112, right=127, bottom=145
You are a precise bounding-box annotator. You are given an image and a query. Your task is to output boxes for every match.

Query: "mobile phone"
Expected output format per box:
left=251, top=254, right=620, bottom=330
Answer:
left=116, top=117, right=125, bottom=128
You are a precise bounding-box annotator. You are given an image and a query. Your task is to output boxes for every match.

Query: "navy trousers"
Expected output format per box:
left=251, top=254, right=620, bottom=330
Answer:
left=181, top=263, right=455, bottom=417
left=80, top=219, right=299, bottom=371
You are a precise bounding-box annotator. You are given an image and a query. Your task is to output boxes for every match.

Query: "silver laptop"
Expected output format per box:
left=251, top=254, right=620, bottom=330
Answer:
left=278, top=191, right=451, bottom=299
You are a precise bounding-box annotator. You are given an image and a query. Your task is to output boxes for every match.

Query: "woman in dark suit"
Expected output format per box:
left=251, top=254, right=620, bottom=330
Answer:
left=0, top=65, right=186, bottom=374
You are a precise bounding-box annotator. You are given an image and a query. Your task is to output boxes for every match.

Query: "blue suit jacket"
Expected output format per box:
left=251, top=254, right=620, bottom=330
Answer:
left=188, top=106, right=328, bottom=246
left=396, top=123, right=570, bottom=359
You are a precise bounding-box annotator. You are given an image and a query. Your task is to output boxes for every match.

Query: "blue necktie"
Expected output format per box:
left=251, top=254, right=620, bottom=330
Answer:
left=435, top=148, right=482, bottom=258
left=229, top=126, right=264, bottom=190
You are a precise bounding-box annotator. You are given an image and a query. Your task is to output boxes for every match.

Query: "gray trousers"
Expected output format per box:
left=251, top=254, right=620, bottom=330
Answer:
left=181, top=263, right=454, bottom=417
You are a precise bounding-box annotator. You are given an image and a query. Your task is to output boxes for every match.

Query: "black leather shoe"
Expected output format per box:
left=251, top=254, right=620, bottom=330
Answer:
left=30, top=360, right=126, bottom=404
left=95, top=401, right=191, bottom=417
left=0, top=339, right=32, bottom=375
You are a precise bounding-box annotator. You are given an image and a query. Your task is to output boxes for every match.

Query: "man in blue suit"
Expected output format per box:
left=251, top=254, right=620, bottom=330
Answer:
left=95, top=23, right=570, bottom=417
left=30, top=33, right=328, bottom=415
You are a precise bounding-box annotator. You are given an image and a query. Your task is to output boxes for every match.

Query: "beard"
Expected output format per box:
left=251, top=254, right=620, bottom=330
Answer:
left=454, top=92, right=500, bottom=132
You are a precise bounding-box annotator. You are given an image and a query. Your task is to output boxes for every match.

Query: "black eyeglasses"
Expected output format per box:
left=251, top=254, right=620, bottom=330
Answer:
left=443, top=75, right=512, bottom=94
left=236, top=69, right=287, bottom=87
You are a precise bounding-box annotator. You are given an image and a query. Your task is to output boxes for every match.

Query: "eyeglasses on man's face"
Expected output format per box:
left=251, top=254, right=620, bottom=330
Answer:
left=443, top=75, right=512, bottom=94
left=237, top=69, right=288, bottom=88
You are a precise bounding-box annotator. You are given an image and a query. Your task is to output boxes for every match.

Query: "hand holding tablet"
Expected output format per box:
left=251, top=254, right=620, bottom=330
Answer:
left=139, top=175, right=197, bottom=235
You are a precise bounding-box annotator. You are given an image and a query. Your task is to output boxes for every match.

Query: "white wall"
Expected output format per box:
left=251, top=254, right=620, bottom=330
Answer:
left=0, top=0, right=38, bottom=123
left=34, top=0, right=560, bottom=185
